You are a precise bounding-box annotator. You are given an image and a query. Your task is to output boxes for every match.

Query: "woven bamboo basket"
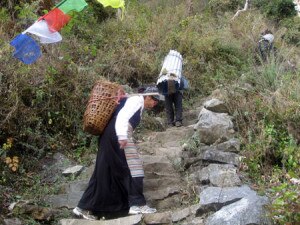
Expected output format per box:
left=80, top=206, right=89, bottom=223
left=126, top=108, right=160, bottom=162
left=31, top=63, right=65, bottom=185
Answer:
left=83, top=80, right=124, bottom=135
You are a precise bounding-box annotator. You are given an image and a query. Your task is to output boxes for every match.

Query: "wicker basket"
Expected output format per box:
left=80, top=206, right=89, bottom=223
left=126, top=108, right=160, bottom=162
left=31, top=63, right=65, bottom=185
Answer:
left=83, top=80, right=124, bottom=135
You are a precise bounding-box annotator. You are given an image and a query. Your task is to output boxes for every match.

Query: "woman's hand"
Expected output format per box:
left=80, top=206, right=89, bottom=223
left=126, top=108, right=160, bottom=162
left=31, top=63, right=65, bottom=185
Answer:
left=118, top=140, right=128, bottom=149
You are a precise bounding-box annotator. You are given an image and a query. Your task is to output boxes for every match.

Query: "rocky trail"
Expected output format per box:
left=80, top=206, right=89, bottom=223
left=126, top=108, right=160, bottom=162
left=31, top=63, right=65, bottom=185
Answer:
left=5, top=94, right=271, bottom=225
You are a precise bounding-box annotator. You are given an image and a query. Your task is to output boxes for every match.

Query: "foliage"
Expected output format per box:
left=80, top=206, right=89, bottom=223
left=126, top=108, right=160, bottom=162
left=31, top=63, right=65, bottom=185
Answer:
left=252, top=0, right=297, bottom=22
left=182, top=131, right=202, bottom=156
left=280, top=16, right=300, bottom=46
left=0, top=0, right=299, bottom=224
left=269, top=182, right=300, bottom=224
left=208, top=0, right=245, bottom=13
left=243, top=123, right=284, bottom=174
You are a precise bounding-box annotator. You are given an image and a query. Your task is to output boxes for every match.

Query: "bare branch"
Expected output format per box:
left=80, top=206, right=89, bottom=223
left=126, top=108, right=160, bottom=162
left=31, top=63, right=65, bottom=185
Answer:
left=186, top=0, right=193, bottom=16
left=1, top=96, right=19, bottom=127
left=231, top=0, right=250, bottom=21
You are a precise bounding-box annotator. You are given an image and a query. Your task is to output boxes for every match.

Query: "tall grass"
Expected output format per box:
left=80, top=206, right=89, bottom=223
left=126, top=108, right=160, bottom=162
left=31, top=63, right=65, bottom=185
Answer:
left=0, top=0, right=299, bottom=223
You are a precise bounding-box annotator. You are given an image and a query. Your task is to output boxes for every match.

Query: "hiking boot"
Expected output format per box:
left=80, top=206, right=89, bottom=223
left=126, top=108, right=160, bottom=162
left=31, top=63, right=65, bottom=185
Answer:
left=140, top=205, right=157, bottom=214
left=73, top=207, right=97, bottom=220
left=129, top=206, right=142, bottom=215
left=167, top=122, right=175, bottom=127
left=175, top=121, right=183, bottom=127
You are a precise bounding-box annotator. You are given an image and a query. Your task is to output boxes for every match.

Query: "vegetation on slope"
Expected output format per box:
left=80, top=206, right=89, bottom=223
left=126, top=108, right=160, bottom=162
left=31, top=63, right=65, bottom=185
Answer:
left=0, top=0, right=299, bottom=224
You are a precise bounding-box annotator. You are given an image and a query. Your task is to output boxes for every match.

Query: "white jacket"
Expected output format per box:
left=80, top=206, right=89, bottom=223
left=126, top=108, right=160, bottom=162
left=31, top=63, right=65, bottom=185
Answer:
left=115, top=96, right=144, bottom=140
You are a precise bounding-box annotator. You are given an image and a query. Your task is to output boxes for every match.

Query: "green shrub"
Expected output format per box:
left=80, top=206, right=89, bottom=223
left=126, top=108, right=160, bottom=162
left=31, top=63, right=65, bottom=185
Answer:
left=208, top=0, right=244, bottom=13
left=252, top=0, right=297, bottom=22
left=0, top=1, right=299, bottom=223
left=269, top=182, right=300, bottom=224
left=280, top=17, right=300, bottom=46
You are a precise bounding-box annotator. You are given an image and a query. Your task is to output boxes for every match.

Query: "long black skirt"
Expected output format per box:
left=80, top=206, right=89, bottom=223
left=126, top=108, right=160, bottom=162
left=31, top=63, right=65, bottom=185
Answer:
left=78, top=116, right=131, bottom=215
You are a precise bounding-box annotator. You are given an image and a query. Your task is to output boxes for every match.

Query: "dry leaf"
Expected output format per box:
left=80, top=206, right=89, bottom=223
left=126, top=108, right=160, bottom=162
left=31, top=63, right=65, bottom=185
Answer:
left=5, top=157, right=12, bottom=164
left=12, top=156, right=19, bottom=163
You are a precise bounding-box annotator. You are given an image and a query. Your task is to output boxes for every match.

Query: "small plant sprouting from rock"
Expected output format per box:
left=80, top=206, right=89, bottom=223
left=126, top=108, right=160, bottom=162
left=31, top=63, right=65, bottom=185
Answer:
left=182, top=131, right=201, bottom=157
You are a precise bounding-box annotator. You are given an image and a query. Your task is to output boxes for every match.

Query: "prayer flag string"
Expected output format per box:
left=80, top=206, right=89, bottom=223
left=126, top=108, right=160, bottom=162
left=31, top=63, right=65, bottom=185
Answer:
left=10, top=0, right=125, bottom=64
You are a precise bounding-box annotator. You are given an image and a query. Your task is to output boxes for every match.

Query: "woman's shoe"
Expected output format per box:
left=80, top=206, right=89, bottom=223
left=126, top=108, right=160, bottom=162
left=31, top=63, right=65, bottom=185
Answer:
left=129, top=206, right=142, bottom=215
left=129, top=205, right=157, bottom=214
left=73, top=207, right=97, bottom=220
left=140, top=205, right=157, bottom=214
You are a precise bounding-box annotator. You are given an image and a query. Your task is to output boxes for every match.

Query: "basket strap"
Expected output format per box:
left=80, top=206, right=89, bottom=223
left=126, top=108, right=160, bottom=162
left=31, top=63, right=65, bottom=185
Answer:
left=116, top=89, right=126, bottom=104
left=88, top=90, right=160, bottom=104
left=88, top=89, right=127, bottom=104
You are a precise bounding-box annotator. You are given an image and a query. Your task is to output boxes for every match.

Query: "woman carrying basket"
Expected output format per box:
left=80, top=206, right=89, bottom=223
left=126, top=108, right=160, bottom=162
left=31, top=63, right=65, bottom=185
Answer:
left=73, top=87, right=159, bottom=220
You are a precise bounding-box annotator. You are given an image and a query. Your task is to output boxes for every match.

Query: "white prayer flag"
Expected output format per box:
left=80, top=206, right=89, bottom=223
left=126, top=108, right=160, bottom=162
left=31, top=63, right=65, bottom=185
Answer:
left=24, top=20, right=62, bottom=44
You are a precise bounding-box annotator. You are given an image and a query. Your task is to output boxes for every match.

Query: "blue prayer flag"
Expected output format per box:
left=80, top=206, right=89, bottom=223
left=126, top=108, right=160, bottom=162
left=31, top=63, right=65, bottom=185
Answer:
left=10, top=34, right=42, bottom=64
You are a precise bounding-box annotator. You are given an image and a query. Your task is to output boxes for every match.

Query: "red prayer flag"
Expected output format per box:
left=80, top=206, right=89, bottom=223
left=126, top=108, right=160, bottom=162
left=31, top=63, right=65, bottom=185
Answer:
left=39, top=8, right=71, bottom=32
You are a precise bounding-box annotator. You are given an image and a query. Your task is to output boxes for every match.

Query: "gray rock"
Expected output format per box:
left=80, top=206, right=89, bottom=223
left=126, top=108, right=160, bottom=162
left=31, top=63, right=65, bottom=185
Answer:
left=143, top=212, right=172, bottom=224
left=183, top=109, right=200, bottom=126
left=204, top=98, right=228, bottom=113
left=194, top=108, right=234, bottom=145
left=181, top=217, right=205, bottom=225
left=172, top=207, right=191, bottom=222
left=213, top=138, right=240, bottom=153
left=148, top=128, right=194, bottom=145
left=144, top=177, right=181, bottom=190
left=41, top=153, right=74, bottom=183
left=68, top=180, right=89, bottom=192
left=156, top=146, right=182, bottom=157
left=201, top=150, right=240, bottom=166
left=171, top=204, right=202, bottom=223
left=46, top=191, right=84, bottom=209
left=3, top=218, right=23, bottom=225
left=60, top=215, right=142, bottom=225
left=197, top=185, right=270, bottom=220
left=189, top=203, right=202, bottom=215
left=144, top=186, right=180, bottom=200
left=62, top=165, right=84, bottom=176
left=205, top=195, right=270, bottom=225
left=154, top=194, right=182, bottom=210
left=199, top=186, right=257, bottom=206
left=142, top=155, right=178, bottom=178
left=197, top=164, right=241, bottom=187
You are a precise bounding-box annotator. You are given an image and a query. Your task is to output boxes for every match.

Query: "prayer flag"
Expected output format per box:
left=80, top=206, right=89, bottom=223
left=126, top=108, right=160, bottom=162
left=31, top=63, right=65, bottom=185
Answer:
left=96, top=0, right=125, bottom=9
left=10, top=34, right=42, bottom=64
left=39, top=8, right=71, bottom=32
left=57, top=0, right=88, bottom=14
left=24, top=20, right=62, bottom=44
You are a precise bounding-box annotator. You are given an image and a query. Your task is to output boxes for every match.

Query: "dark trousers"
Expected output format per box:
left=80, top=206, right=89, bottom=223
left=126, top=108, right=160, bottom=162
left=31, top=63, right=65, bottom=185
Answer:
left=164, top=91, right=183, bottom=125
left=258, top=40, right=274, bottom=62
left=129, top=177, right=146, bottom=206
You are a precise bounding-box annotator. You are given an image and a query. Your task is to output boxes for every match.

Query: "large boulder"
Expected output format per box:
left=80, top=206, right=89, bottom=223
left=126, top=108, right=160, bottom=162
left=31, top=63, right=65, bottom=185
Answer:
left=194, top=108, right=235, bottom=145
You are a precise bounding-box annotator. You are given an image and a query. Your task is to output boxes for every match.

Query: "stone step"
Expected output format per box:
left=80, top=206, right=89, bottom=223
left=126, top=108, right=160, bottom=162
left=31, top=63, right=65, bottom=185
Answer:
left=60, top=215, right=142, bottom=225
left=145, top=186, right=181, bottom=201
left=183, top=109, right=199, bottom=125
left=153, top=146, right=182, bottom=157
left=138, top=141, right=183, bottom=157
left=60, top=211, right=183, bottom=225
left=144, top=177, right=181, bottom=190
left=145, top=127, right=194, bottom=144
left=142, top=155, right=179, bottom=178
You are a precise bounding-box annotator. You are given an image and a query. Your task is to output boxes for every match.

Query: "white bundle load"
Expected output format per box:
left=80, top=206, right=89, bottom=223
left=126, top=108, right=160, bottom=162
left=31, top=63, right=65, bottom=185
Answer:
left=157, top=50, right=183, bottom=85
left=262, top=33, right=274, bottom=43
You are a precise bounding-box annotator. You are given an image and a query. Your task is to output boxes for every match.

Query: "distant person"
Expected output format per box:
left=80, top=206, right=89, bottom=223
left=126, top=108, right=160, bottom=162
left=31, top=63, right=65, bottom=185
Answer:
left=164, top=81, right=184, bottom=127
left=157, top=50, right=188, bottom=127
left=73, top=87, right=159, bottom=220
left=258, top=29, right=275, bottom=62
